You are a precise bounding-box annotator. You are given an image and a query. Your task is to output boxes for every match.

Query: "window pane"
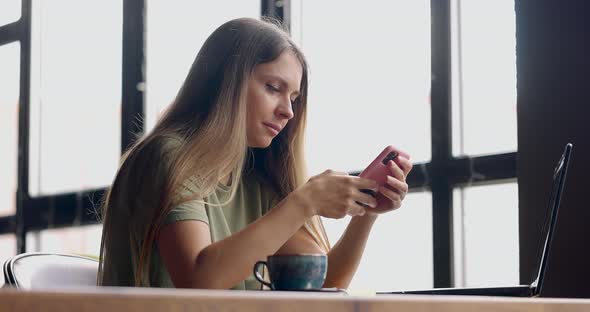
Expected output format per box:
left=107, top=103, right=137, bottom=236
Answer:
left=0, top=0, right=21, bottom=25
left=0, top=234, right=17, bottom=286
left=291, top=0, right=431, bottom=175
left=0, top=42, right=19, bottom=216
left=453, top=183, right=519, bottom=287
left=29, top=1, right=122, bottom=195
left=26, top=224, right=102, bottom=258
left=451, top=0, right=517, bottom=156
left=145, top=0, right=261, bottom=132
left=323, top=192, right=433, bottom=292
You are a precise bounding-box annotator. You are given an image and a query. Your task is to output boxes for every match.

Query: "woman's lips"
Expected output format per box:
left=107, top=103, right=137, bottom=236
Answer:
left=263, top=122, right=280, bottom=136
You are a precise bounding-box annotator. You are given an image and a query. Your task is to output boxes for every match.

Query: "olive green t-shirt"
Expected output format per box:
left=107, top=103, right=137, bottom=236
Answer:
left=152, top=172, right=276, bottom=289
left=99, top=136, right=278, bottom=290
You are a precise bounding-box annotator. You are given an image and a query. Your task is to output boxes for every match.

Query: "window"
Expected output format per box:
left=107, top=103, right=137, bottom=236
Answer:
left=28, top=0, right=122, bottom=196
left=291, top=0, right=432, bottom=290
left=26, top=224, right=102, bottom=257
left=323, top=192, right=433, bottom=291
left=291, top=0, right=431, bottom=174
left=0, top=42, right=20, bottom=216
left=144, top=0, right=261, bottom=132
left=448, top=0, right=519, bottom=287
left=2, top=2, right=520, bottom=290
left=453, top=183, right=519, bottom=287
left=451, top=0, right=517, bottom=157
left=0, top=0, right=21, bottom=25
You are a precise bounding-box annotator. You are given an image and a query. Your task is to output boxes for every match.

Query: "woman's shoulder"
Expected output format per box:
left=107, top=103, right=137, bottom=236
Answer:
left=154, top=132, right=185, bottom=152
left=119, top=132, right=186, bottom=180
left=135, top=132, right=185, bottom=161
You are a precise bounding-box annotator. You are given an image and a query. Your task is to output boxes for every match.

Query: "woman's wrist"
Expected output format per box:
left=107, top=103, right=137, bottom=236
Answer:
left=286, top=188, right=316, bottom=219
left=353, top=212, right=378, bottom=225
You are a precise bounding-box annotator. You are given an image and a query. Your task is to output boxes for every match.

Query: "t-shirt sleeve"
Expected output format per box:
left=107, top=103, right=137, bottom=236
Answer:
left=163, top=199, right=209, bottom=226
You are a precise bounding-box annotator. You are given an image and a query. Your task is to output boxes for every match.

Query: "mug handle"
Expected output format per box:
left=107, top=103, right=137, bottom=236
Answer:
left=253, top=261, right=273, bottom=289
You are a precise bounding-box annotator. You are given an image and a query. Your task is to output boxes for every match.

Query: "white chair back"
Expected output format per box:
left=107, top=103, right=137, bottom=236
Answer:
left=3, top=253, right=98, bottom=289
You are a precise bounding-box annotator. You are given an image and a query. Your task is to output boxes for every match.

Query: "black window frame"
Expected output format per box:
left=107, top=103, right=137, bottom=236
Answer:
left=0, top=0, right=517, bottom=288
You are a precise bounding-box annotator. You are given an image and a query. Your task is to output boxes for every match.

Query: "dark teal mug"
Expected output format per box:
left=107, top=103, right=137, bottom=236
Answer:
left=253, top=254, right=327, bottom=291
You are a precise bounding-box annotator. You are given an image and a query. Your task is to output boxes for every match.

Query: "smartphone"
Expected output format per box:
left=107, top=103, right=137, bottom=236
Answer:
left=359, top=145, right=409, bottom=197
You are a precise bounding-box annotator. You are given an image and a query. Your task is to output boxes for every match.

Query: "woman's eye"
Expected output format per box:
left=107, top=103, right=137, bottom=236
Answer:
left=266, top=84, right=280, bottom=92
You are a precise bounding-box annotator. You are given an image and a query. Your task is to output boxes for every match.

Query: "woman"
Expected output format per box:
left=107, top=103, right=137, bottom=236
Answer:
left=98, top=17, right=412, bottom=290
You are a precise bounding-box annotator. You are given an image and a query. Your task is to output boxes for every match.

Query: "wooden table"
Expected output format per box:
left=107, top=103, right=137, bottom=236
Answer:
left=1, top=287, right=589, bottom=312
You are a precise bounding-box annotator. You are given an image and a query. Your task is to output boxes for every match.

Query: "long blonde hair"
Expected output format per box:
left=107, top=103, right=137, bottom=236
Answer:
left=98, top=17, right=329, bottom=286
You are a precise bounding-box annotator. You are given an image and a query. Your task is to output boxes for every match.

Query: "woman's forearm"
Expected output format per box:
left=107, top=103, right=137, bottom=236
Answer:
left=190, top=194, right=310, bottom=289
left=323, top=214, right=378, bottom=289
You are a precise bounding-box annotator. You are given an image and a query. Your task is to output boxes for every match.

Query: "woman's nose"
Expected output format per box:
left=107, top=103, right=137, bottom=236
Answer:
left=277, top=99, right=294, bottom=120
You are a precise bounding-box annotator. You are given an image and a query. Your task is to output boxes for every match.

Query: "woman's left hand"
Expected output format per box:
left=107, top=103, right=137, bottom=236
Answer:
left=364, top=156, right=413, bottom=215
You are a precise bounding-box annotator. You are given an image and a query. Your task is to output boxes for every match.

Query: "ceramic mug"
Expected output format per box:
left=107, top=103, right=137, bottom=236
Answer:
left=253, top=254, right=327, bottom=291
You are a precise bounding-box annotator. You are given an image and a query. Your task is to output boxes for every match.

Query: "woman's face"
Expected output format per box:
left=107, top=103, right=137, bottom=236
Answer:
left=246, top=50, right=303, bottom=148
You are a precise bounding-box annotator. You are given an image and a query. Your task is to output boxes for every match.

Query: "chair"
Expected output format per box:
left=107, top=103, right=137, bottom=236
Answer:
left=3, top=252, right=99, bottom=289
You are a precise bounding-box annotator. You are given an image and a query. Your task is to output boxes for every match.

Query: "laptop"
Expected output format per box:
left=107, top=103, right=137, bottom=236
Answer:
left=380, top=143, right=573, bottom=297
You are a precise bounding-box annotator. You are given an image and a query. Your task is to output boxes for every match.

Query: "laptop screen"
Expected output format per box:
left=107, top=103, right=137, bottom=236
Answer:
left=529, top=143, right=572, bottom=296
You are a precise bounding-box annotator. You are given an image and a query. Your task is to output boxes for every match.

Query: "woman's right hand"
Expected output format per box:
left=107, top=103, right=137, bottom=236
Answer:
left=293, top=170, right=380, bottom=219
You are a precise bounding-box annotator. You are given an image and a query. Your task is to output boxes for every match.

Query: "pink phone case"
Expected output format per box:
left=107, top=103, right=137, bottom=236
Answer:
left=357, top=146, right=410, bottom=210
left=359, top=145, right=409, bottom=187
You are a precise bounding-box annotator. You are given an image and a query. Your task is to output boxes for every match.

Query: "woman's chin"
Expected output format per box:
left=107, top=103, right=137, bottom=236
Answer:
left=247, top=137, right=273, bottom=149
